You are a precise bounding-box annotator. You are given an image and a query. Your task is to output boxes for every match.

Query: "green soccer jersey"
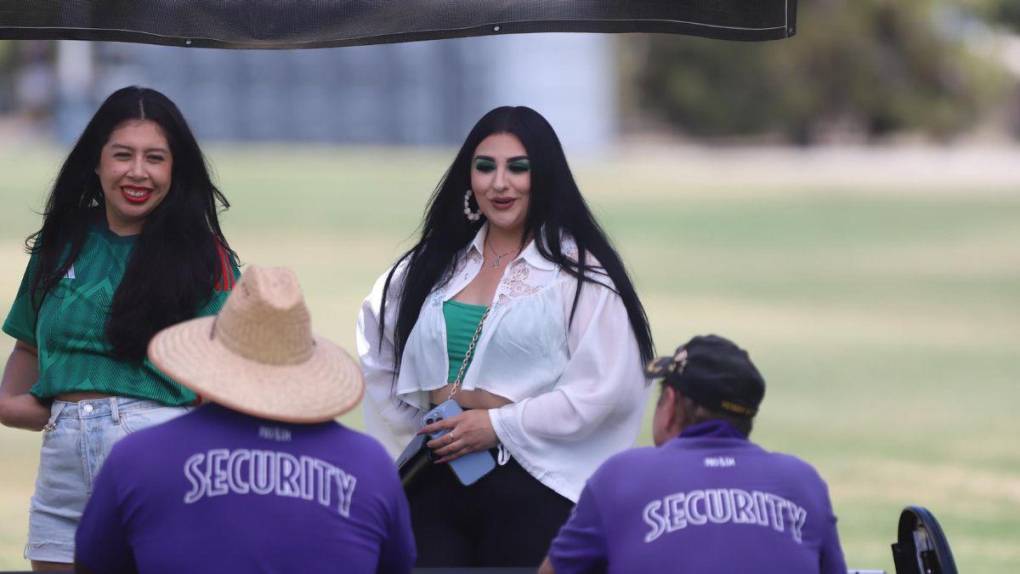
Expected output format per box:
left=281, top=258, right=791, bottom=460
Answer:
left=2, top=224, right=238, bottom=406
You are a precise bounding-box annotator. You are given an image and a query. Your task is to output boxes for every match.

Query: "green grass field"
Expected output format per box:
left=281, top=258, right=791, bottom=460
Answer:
left=1, top=144, right=1018, bottom=571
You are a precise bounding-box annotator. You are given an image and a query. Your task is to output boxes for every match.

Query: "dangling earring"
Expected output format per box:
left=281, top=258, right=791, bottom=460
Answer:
left=464, top=189, right=482, bottom=222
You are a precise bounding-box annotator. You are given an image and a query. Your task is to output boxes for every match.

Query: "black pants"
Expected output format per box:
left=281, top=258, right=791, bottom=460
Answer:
left=407, top=455, right=574, bottom=567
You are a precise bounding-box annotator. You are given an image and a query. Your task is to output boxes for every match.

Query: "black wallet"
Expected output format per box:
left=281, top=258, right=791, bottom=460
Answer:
left=395, top=433, right=431, bottom=489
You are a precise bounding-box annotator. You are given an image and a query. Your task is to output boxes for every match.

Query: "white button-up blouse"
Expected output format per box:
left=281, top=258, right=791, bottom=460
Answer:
left=356, top=225, right=648, bottom=502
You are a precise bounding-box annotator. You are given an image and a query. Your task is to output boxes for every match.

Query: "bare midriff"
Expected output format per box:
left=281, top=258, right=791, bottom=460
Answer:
left=429, top=386, right=513, bottom=410
left=55, top=391, right=115, bottom=402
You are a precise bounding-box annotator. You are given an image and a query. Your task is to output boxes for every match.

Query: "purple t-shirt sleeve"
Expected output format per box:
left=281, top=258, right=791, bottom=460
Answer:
left=75, top=447, right=137, bottom=574
left=376, top=479, right=416, bottom=574
left=547, top=483, right=608, bottom=574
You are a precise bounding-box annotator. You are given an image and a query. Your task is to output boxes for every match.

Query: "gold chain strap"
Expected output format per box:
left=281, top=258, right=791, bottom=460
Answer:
left=447, top=306, right=491, bottom=400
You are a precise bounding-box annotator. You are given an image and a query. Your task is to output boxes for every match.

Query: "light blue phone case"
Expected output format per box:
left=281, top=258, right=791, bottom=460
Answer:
left=423, top=400, right=496, bottom=486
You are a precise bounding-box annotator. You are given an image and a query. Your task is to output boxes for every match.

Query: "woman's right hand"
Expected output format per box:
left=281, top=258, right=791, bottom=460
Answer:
left=0, top=394, right=50, bottom=431
left=0, top=341, right=45, bottom=431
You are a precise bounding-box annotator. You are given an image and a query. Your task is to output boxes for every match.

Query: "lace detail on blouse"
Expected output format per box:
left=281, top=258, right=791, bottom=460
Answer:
left=495, top=261, right=542, bottom=308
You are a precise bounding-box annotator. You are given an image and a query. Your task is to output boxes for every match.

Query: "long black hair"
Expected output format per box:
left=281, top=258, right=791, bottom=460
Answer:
left=27, top=86, right=235, bottom=362
left=382, top=106, right=654, bottom=372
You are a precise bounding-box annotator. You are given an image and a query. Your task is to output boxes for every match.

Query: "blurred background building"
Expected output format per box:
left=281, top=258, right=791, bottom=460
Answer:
left=1, top=34, right=616, bottom=151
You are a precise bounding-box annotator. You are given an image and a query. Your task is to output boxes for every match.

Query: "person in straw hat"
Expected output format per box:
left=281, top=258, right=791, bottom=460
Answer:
left=73, top=266, right=415, bottom=574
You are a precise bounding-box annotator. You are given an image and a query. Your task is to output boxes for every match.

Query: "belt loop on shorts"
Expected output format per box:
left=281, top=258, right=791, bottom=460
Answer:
left=42, top=401, right=66, bottom=432
left=109, top=397, right=121, bottom=424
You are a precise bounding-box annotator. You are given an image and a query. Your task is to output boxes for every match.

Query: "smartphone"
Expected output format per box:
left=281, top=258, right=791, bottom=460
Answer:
left=422, top=400, right=496, bottom=486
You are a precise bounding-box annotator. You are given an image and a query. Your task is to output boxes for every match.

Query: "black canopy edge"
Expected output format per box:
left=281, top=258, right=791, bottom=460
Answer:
left=0, top=5, right=797, bottom=48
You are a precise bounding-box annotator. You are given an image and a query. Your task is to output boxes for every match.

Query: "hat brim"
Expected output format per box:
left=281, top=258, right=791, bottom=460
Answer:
left=148, top=316, right=364, bottom=424
left=644, top=356, right=674, bottom=379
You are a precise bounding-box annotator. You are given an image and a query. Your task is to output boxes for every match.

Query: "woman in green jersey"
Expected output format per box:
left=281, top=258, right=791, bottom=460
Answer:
left=0, top=86, right=238, bottom=570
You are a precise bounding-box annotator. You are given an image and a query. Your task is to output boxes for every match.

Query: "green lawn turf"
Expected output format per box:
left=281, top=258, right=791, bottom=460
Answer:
left=1, top=144, right=1018, bottom=570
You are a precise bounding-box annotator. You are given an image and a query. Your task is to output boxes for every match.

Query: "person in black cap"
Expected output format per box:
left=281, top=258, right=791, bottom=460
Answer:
left=541, top=335, right=848, bottom=574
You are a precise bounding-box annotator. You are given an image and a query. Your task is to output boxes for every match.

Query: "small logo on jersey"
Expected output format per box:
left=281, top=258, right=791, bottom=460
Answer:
left=64, top=265, right=76, bottom=280
left=259, top=426, right=292, bottom=442
left=704, top=456, right=736, bottom=468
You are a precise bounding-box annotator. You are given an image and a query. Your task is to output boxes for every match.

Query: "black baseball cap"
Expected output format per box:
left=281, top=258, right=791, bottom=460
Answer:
left=645, top=335, right=766, bottom=418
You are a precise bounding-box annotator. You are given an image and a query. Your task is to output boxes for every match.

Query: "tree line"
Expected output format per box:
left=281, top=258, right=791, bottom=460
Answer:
left=625, top=0, right=1019, bottom=143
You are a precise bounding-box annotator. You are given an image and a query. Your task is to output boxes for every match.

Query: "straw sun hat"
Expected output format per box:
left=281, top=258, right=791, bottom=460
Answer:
left=148, top=265, right=364, bottom=423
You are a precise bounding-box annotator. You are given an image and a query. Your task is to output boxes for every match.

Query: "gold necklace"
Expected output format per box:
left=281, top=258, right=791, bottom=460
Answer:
left=486, top=239, right=515, bottom=269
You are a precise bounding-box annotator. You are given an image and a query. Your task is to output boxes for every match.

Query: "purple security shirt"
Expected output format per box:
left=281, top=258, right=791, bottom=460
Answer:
left=76, top=403, right=415, bottom=574
left=548, top=421, right=846, bottom=574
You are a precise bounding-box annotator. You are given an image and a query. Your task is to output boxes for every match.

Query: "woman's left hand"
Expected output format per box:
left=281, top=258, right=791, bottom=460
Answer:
left=421, top=409, right=499, bottom=464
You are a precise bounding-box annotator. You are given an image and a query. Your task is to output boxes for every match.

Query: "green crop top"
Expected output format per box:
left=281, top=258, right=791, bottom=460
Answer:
left=443, top=300, right=487, bottom=383
left=2, top=223, right=238, bottom=406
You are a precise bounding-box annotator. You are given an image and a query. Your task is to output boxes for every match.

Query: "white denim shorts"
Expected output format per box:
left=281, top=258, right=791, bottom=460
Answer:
left=25, top=397, right=190, bottom=563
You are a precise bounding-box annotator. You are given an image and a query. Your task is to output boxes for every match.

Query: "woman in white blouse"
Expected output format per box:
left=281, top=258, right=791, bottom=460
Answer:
left=357, top=106, right=654, bottom=567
